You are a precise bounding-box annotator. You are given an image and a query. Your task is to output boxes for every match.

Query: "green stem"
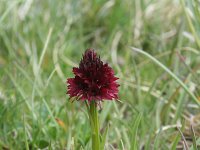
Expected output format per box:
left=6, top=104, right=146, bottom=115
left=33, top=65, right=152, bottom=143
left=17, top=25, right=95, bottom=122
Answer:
left=89, top=101, right=100, bottom=150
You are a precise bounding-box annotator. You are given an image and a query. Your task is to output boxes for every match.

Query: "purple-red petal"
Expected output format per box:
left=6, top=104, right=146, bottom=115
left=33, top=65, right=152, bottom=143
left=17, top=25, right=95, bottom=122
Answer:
left=66, top=49, right=119, bottom=102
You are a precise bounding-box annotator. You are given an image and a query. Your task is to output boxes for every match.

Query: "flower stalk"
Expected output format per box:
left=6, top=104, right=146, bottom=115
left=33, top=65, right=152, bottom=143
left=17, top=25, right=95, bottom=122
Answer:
left=89, top=101, right=100, bottom=150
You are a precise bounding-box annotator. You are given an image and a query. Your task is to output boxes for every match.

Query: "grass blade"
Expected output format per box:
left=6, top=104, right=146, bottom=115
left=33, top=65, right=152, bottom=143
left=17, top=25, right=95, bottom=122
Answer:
left=177, top=127, right=189, bottom=150
left=130, top=47, right=200, bottom=107
left=23, top=115, right=30, bottom=150
left=191, top=125, right=198, bottom=150
left=100, top=124, right=109, bottom=150
left=130, top=113, right=142, bottom=150
left=180, top=0, right=200, bottom=49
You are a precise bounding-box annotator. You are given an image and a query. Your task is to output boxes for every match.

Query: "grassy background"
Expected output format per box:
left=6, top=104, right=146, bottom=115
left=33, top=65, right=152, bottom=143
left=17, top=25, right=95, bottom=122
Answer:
left=0, top=0, right=200, bottom=149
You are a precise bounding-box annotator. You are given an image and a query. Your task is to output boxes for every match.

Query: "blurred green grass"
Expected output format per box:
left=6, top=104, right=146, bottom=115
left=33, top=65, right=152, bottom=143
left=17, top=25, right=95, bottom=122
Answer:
left=0, top=0, right=200, bottom=149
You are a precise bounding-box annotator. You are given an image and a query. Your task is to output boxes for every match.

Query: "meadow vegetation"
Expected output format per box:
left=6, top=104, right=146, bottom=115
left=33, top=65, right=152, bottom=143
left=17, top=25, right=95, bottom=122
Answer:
left=0, top=0, right=200, bottom=149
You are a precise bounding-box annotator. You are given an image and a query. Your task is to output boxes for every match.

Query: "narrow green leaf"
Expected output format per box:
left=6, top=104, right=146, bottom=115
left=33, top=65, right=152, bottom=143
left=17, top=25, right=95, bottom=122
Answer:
left=130, top=47, right=200, bottom=107
left=191, top=125, right=198, bottom=150
left=130, top=113, right=142, bottom=150
left=100, top=124, right=109, bottom=150
left=23, top=115, right=29, bottom=150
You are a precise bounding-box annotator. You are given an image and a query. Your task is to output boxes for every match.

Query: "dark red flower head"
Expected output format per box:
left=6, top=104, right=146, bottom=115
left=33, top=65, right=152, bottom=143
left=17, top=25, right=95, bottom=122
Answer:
left=67, top=48, right=119, bottom=102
